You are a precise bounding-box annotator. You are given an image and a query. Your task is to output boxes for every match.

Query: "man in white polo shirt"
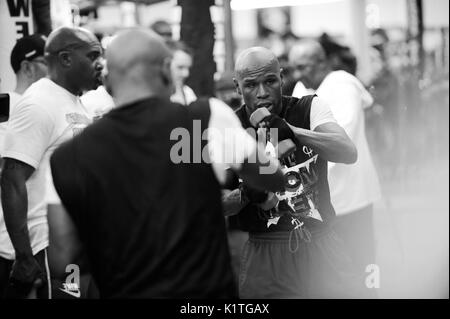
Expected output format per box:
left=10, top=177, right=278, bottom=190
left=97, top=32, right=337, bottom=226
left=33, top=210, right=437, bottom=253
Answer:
left=0, top=26, right=103, bottom=298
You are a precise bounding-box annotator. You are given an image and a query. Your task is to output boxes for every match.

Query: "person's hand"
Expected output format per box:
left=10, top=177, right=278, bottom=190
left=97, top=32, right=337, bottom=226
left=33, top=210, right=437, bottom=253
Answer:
left=240, top=182, right=268, bottom=204
left=264, top=114, right=297, bottom=144
left=5, top=256, right=45, bottom=299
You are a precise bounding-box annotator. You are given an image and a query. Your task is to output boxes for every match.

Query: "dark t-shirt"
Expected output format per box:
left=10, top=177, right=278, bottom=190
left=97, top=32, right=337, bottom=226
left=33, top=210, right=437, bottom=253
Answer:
left=233, top=95, right=336, bottom=234
left=50, top=97, right=236, bottom=298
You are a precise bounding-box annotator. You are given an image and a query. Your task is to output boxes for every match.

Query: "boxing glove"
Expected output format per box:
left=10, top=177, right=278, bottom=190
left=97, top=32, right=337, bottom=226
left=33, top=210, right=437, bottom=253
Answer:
left=240, top=182, right=268, bottom=204
left=264, top=113, right=297, bottom=145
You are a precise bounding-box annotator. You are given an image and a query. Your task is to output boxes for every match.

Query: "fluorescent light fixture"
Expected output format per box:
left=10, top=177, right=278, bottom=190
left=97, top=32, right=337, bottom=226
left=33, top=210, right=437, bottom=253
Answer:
left=231, top=0, right=343, bottom=11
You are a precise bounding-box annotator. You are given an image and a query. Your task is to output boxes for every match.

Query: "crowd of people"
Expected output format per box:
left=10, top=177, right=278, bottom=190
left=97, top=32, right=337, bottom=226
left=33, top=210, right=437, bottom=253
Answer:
left=0, top=17, right=443, bottom=299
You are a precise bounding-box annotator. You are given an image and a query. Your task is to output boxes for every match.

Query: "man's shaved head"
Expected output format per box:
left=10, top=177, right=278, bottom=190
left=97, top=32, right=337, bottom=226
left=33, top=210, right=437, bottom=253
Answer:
left=289, top=40, right=329, bottom=90
left=45, top=27, right=100, bottom=57
left=105, top=28, right=173, bottom=104
left=235, top=46, right=280, bottom=80
left=233, top=47, right=283, bottom=116
left=288, top=40, right=326, bottom=64
left=44, top=26, right=103, bottom=95
left=106, top=28, right=171, bottom=76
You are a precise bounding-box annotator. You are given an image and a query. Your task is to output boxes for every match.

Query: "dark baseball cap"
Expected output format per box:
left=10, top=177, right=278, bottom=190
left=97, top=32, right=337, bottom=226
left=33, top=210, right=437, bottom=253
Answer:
left=10, top=34, right=47, bottom=73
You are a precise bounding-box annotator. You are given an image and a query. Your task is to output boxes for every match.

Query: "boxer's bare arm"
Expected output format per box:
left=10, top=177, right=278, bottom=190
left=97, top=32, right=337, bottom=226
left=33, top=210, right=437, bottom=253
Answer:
left=289, top=122, right=357, bottom=164
left=287, top=97, right=357, bottom=164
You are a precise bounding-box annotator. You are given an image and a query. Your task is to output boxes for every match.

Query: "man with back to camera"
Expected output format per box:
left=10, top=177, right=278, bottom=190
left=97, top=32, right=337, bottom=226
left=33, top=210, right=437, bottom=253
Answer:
left=47, top=28, right=285, bottom=298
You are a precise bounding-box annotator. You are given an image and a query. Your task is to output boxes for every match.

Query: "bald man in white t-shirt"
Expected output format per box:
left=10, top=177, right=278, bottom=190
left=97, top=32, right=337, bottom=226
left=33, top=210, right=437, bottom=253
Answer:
left=1, top=27, right=103, bottom=299
left=290, top=40, right=381, bottom=279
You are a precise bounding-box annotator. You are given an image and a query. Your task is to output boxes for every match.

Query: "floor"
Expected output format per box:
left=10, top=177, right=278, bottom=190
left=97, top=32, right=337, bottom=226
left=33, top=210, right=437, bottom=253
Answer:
left=374, top=156, right=449, bottom=298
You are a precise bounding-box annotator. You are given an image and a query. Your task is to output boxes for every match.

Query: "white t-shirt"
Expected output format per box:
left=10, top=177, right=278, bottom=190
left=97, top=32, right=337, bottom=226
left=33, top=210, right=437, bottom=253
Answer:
left=293, top=71, right=382, bottom=215
left=0, top=78, right=92, bottom=259
left=206, top=98, right=257, bottom=184
left=171, top=85, right=197, bottom=106
left=292, top=82, right=315, bottom=99
left=80, top=85, right=115, bottom=119
left=0, top=91, right=22, bottom=155
left=308, top=95, right=337, bottom=131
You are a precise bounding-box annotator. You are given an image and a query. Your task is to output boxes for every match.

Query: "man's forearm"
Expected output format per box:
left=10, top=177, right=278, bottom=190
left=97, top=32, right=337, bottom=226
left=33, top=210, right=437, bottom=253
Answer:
left=1, top=174, right=33, bottom=258
left=290, top=126, right=357, bottom=164
left=222, top=189, right=248, bottom=217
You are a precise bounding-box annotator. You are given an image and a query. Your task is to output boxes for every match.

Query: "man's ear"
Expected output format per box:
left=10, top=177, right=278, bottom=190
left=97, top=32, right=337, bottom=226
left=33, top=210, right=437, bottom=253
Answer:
left=233, top=78, right=242, bottom=95
left=58, top=51, right=72, bottom=67
left=20, top=60, right=33, bottom=77
left=318, top=59, right=329, bottom=73
left=161, top=57, right=173, bottom=87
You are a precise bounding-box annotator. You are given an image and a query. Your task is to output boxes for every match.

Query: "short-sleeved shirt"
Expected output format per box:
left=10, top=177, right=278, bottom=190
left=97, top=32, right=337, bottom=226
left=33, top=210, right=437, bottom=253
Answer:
left=171, top=85, right=197, bottom=106
left=293, top=71, right=381, bottom=214
left=0, top=91, right=21, bottom=155
left=0, top=78, right=91, bottom=259
left=234, top=95, right=337, bottom=234
left=80, top=85, right=115, bottom=118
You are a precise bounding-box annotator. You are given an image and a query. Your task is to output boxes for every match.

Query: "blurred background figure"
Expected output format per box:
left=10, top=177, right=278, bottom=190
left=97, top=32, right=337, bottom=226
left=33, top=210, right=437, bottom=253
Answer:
left=290, top=39, right=382, bottom=281
left=318, top=33, right=357, bottom=76
left=277, top=53, right=297, bottom=96
left=0, top=34, right=47, bottom=165
left=167, top=40, right=197, bottom=106
left=366, top=28, right=401, bottom=180
left=215, top=71, right=241, bottom=110
left=7, top=34, right=48, bottom=109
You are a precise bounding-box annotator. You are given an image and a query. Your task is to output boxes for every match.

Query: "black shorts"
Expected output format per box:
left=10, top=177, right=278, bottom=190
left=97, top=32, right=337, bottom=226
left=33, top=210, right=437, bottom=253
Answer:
left=239, top=228, right=371, bottom=298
